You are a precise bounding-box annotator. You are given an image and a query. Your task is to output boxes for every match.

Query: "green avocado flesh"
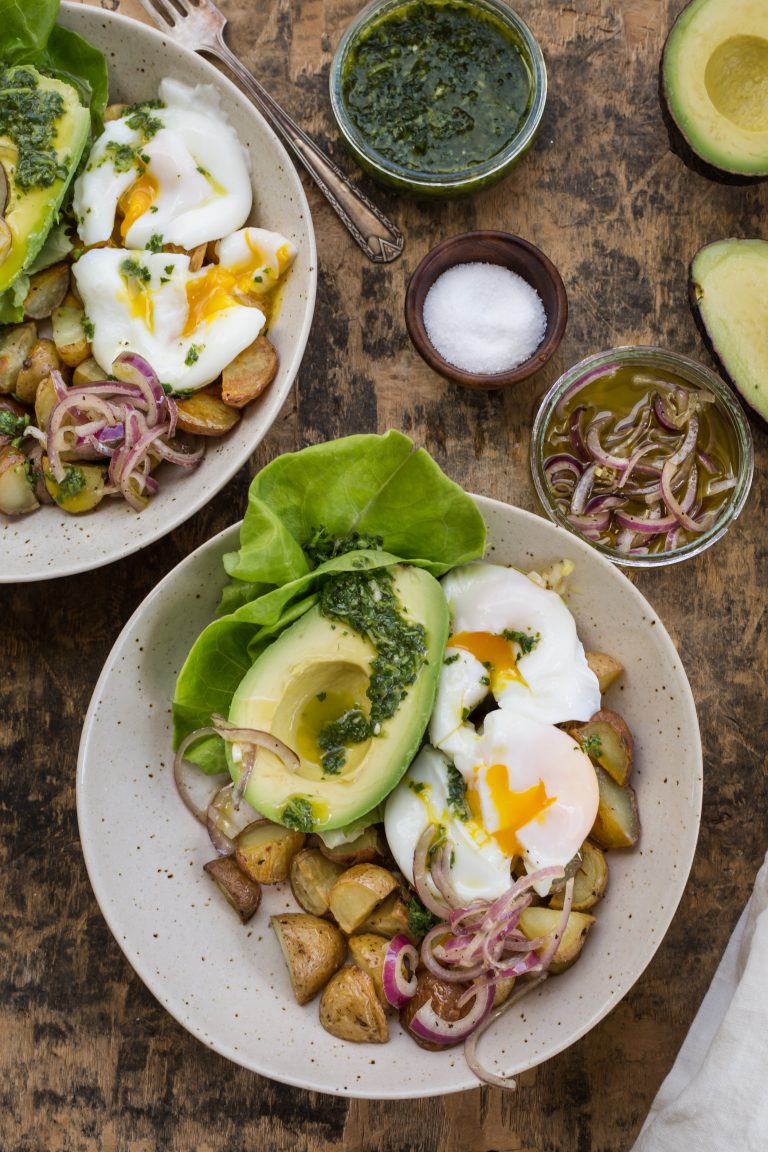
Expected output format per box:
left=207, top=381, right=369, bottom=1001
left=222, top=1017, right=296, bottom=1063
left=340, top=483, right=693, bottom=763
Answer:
left=0, top=66, right=91, bottom=294
left=228, top=564, right=449, bottom=832
left=662, top=0, right=768, bottom=176
left=691, top=238, right=768, bottom=422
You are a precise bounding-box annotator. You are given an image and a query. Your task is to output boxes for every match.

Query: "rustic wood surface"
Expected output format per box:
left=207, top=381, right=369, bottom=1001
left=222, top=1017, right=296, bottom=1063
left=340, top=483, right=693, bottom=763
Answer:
left=2, top=0, right=766, bottom=1148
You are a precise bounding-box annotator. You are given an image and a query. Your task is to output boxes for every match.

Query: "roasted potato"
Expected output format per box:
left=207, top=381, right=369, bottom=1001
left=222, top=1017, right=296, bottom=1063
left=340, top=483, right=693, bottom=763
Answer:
left=575, top=708, right=634, bottom=786
left=319, top=965, right=389, bottom=1044
left=73, top=357, right=108, bottom=387
left=51, top=305, right=91, bottom=368
left=348, top=933, right=390, bottom=1005
left=289, top=848, right=346, bottom=917
left=549, top=841, right=608, bottom=911
left=34, top=373, right=58, bottom=432
left=23, top=262, right=70, bottom=320
left=586, top=651, right=624, bottom=693
left=590, top=765, right=640, bottom=849
left=518, top=906, right=596, bottom=974
left=359, top=890, right=413, bottom=941
left=221, top=335, right=278, bottom=408
left=174, top=385, right=241, bottom=437
left=271, top=912, right=346, bottom=1006
left=492, top=976, right=517, bottom=1008
left=318, top=825, right=384, bottom=867
left=14, top=339, right=62, bottom=405
left=203, top=855, right=262, bottom=923
left=104, top=103, right=127, bottom=121
left=0, top=323, right=37, bottom=394
left=0, top=445, right=38, bottom=515
left=235, top=820, right=305, bottom=884
left=42, top=457, right=106, bottom=513
left=328, top=863, right=399, bottom=934
left=400, top=970, right=472, bottom=1050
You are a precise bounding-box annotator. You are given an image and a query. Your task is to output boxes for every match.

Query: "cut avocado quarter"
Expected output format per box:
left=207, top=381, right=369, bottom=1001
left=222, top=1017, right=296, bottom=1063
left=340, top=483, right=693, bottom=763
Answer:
left=690, top=238, right=768, bottom=422
left=0, top=66, right=91, bottom=294
left=227, top=563, right=450, bottom=832
left=661, top=0, right=768, bottom=177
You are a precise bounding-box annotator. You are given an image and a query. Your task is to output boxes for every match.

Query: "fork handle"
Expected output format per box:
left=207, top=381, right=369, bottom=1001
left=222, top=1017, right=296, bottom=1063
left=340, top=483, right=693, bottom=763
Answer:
left=206, top=37, right=404, bottom=264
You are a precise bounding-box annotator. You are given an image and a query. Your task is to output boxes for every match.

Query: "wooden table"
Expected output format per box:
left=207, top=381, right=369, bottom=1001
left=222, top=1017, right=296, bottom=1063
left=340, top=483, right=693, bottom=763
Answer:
left=2, top=0, right=766, bottom=1147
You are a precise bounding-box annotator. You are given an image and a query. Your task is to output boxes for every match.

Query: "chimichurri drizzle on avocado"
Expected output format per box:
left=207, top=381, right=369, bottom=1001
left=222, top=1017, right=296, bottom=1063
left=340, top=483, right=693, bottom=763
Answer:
left=340, top=0, right=533, bottom=174
left=0, top=67, right=68, bottom=191
left=307, top=557, right=428, bottom=774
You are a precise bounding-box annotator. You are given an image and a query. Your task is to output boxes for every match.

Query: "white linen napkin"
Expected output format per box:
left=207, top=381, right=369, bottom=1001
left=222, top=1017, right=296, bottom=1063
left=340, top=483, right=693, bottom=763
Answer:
left=630, top=851, right=768, bottom=1152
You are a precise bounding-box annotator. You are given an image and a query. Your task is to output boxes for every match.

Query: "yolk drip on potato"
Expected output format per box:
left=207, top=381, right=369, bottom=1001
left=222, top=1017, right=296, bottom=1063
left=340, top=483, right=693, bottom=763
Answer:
left=467, top=766, right=555, bottom=856
left=448, top=630, right=529, bottom=693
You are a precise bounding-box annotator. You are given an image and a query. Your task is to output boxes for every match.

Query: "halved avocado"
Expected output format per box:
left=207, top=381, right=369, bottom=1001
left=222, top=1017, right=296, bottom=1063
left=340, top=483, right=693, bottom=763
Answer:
left=228, top=564, right=449, bottom=832
left=690, top=238, right=768, bottom=422
left=661, top=0, right=768, bottom=178
left=0, top=66, right=91, bottom=295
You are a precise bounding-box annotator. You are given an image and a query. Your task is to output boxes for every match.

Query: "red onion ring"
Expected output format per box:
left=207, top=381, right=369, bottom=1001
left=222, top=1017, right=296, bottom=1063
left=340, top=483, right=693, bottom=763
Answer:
left=408, top=981, right=495, bottom=1047
left=382, top=934, right=419, bottom=1007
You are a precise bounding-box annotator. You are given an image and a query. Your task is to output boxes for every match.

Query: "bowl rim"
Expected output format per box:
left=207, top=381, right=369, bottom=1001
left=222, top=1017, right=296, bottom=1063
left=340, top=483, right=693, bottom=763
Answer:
left=404, top=230, right=568, bottom=390
left=530, top=344, right=755, bottom=568
left=329, top=0, right=547, bottom=194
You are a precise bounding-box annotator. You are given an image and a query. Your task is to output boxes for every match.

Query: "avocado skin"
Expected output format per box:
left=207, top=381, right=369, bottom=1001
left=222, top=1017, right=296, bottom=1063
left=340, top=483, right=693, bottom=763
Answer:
left=658, top=60, right=762, bottom=187
left=689, top=239, right=768, bottom=424
left=659, top=0, right=768, bottom=183
left=228, top=564, right=451, bottom=831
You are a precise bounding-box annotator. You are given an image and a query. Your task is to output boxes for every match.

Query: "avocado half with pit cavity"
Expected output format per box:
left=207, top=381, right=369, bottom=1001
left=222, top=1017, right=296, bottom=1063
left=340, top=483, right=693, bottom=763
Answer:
left=690, top=238, right=768, bottom=422
left=661, top=0, right=768, bottom=178
left=228, top=564, right=449, bottom=832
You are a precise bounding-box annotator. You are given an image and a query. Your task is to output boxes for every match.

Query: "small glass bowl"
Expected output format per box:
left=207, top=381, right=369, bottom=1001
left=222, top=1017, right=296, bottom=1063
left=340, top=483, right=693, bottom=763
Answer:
left=530, top=346, right=755, bottom=568
left=329, top=0, right=547, bottom=198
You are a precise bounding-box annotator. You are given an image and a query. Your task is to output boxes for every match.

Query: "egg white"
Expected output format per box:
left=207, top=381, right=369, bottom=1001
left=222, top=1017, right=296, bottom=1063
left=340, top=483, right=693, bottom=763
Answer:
left=72, top=232, right=292, bottom=391
left=433, top=562, right=600, bottom=743
left=384, top=745, right=515, bottom=905
left=73, top=78, right=252, bottom=250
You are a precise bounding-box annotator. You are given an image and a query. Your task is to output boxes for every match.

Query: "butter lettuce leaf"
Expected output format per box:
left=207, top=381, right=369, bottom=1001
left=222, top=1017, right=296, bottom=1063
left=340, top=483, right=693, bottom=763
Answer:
left=173, top=432, right=486, bottom=772
left=221, top=429, right=486, bottom=603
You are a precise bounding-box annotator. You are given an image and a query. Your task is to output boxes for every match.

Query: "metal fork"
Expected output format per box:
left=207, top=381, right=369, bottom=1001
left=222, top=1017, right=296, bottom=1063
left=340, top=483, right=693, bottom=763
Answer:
left=136, top=0, right=404, bottom=263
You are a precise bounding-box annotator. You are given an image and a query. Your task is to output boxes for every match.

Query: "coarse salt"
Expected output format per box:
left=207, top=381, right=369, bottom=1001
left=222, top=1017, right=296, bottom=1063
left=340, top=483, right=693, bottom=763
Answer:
left=422, top=261, right=548, bottom=375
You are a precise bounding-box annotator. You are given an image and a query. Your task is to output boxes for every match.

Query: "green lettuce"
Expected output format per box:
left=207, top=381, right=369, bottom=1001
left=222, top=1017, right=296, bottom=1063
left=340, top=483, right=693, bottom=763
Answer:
left=172, top=432, right=486, bottom=773
left=0, top=1, right=108, bottom=132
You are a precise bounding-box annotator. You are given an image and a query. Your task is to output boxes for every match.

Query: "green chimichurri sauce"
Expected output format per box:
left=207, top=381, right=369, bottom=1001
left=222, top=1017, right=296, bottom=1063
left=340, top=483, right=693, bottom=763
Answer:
left=0, top=67, right=68, bottom=191
left=316, top=566, right=428, bottom=776
left=340, top=0, right=533, bottom=174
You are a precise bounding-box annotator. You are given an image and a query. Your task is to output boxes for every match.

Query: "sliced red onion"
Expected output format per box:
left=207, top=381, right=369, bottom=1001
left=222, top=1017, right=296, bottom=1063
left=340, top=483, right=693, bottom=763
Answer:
left=570, top=462, right=597, bottom=515
left=614, top=509, right=678, bottom=534
left=408, top=981, right=494, bottom=1046
left=464, top=973, right=549, bottom=1089
left=173, top=725, right=227, bottom=823
left=707, top=476, right=737, bottom=496
left=544, top=453, right=583, bottom=483
left=210, top=713, right=300, bottom=775
left=382, top=934, right=419, bottom=1007
left=112, top=351, right=165, bottom=427
left=660, top=461, right=707, bottom=533
left=412, top=827, right=453, bottom=920
left=555, top=364, right=620, bottom=417
left=206, top=784, right=265, bottom=857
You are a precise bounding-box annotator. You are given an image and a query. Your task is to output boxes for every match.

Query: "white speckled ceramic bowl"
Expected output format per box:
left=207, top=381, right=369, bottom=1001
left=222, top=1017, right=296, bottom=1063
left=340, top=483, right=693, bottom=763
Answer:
left=77, top=497, right=702, bottom=1097
left=1, top=4, right=316, bottom=583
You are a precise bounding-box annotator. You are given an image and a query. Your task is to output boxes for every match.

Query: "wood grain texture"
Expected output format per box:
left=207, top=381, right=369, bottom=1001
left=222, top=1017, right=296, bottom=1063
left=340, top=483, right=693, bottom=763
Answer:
left=2, top=0, right=767, bottom=1149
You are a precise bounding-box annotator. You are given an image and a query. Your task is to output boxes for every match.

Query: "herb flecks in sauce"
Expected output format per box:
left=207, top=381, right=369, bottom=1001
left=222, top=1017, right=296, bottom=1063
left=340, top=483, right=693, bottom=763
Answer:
left=307, top=531, right=428, bottom=775
left=341, top=0, right=532, bottom=174
left=0, top=67, right=69, bottom=191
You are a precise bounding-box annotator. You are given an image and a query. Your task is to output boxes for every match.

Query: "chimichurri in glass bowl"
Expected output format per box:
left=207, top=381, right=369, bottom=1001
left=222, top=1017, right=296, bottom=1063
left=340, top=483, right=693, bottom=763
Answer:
left=329, top=0, right=546, bottom=197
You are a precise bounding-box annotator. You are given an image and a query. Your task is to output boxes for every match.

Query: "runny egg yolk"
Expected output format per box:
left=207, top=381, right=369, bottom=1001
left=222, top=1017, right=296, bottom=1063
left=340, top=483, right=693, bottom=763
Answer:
left=449, top=631, right=528, bottom=694
left=183, top=234, right=290, bottom=336
left=467, top=764, right=555, bottom=856
left=118, top=170, right=159, bottom=239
